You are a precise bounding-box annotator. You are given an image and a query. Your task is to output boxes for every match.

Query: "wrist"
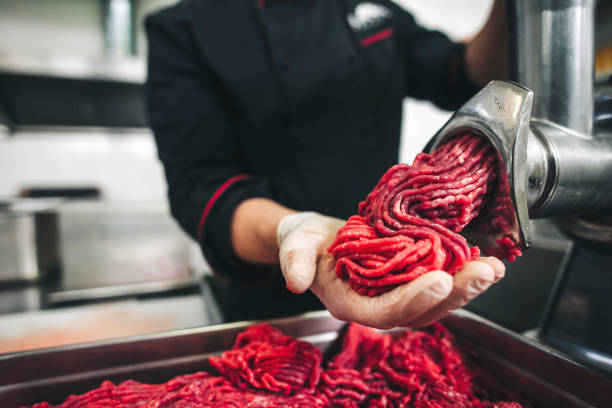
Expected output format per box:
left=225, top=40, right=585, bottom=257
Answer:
left=231, top=198, right=296, bottom=264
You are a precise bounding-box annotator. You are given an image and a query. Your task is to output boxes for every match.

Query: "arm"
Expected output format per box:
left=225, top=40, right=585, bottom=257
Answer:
left=146, top=9, right=276, bottom=282
left=465, top=0, right=508, bottom=86
left=392, top=0, right=506, bottom=110
left=231, top=198, right=296, bottom=264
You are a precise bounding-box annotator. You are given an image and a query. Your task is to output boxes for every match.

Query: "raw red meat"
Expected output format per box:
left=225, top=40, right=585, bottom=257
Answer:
left=25, top=323, right=526, bottom=408
left=329, top=133, right=521, bottom=296
left=28, top=372, right=329, bottom=408
left=323, top=322, right=526, bottom=408
left=318, top=368, right=402, bottom=407
left=209, top=323, right=322, bottom=394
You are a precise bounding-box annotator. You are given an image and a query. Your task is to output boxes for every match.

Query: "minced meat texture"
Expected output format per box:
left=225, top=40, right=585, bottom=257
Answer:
left=328, top=133, right=522, bottom=296
left=27, top=372, right=329, bottom=408
left=321, top=323, right=526, bottom=408
left=26, top=323, right=527, bottom=408
left=209, top=324, right=322, bottom=394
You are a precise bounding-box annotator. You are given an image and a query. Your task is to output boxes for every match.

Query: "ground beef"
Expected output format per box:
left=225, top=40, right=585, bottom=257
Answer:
left=322, top=322, right=526, bottom=408
left=26, top=323, right=526, bottom=408
left=328, top=133, right=522, bottom=296
left=209, top=323, right=322, bottom=394
left=28, top=372, right=329, bottom=408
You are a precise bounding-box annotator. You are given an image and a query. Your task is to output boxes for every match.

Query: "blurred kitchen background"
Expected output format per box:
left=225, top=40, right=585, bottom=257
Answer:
left=0, top=0, right=611, bottom=356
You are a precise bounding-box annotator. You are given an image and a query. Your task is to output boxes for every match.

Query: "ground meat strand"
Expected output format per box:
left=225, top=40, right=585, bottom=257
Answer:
left=329, top=133, right=521, bottom=296
left=318, top=368, right=403, bottom=407
left=28, top=372, right=329, bottom=408
left=26, top=323, right=526, bottom=408
left=322, top=322, right=527, bottom=408
left=209, top=323, right=322, bottom=394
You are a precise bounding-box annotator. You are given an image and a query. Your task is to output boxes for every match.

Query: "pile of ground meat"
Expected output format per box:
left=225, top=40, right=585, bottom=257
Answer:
left=328, top=133, right=522, bottom=296
left=26, top=323, right=526, bottom=408
left=320, top=323, right=524, bottom=408
left=209, top=323, right=323, bottom=394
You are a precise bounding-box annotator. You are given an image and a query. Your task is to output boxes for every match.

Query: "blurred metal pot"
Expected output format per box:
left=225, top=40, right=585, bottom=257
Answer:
left=56, top=201, right=193, bottom=292
left=0, top=199, right=61, bottom=284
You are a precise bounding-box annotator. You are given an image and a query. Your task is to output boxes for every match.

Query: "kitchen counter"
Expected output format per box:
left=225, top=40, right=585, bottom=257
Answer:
left=0, top=295, right=213, bottom=354
left=0, top=198, right=220, bottom=355
left=0, top=277, right=222, bottom=355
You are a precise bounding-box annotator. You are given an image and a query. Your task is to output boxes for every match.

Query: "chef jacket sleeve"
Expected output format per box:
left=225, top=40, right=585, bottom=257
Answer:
left=388, top=2, right=480, bottom=111
left=145, top=11, right=276, bottom=284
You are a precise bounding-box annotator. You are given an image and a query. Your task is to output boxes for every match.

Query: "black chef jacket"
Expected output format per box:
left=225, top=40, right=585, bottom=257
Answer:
left=145, top=0, right=478, bottom=321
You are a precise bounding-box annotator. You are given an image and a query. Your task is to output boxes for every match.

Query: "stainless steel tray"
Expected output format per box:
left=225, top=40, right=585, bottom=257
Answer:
left=0, top=309, right=610, bottom=408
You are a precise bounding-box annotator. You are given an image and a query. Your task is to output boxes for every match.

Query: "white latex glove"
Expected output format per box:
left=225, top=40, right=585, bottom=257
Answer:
left=277, top=212, right=505, bottom=329
left=277, top=212, right=345, bottom=294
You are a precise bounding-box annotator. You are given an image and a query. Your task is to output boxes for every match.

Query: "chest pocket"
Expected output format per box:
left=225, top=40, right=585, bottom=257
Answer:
left=346, top=1, right=405, bottom=113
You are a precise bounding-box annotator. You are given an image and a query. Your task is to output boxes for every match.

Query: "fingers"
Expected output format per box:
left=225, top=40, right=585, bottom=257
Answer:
left=313, top=256, right=505, bottom=330
left=309, top=253, right=352, bottom=314
left=364, top=271, right=453, bottom=329
left=279, top=241, right=318, bottom=294
left=478, top=256, right=505, bottom=282
left=314, top=270, right=453, bottom=330
left=307, top=225, right=505, bottom=330
left=405, top=258, right=500, bottom=327
left=277, top=213, right=346, bottom=294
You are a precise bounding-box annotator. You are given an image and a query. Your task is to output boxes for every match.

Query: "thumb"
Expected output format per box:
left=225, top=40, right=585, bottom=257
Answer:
left=279, top=240, right=318, bottom=294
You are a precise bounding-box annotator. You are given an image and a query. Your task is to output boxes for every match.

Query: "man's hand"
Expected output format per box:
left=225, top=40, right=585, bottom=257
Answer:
left=277, top=212, right=346, bottom=293
left=277, top=212, right=505, bottom=329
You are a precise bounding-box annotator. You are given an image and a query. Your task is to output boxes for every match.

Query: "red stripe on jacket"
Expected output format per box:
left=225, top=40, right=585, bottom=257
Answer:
left=196, top=174, right=250, bottom=240
left=360, top=28, right=394, bottom=47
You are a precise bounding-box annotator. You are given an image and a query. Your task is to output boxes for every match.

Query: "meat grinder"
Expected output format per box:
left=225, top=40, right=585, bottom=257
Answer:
left=427, top=0, right=612, bottom=374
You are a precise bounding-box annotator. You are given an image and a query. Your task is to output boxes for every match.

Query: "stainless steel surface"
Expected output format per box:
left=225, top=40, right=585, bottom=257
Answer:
left=103, top=0, right=135, bottom=57
left=0, top=199, right=197, bottom=306
left=429, top=80, right=534, bottom=257
left=556, top=85, right=612, bottom=243
left=501, top=0, right=612, bottom=374
left=526, top=119, right=612, bottom=217
left=0, top=293, right=218, bottom=355
left=524, top=125, right=551, bottom=213
left=0, top=286, right=42, bottom=315
left=555, top=213, right=612, bottom=245
left=56, top=201, right=192, bottom=292
left=46, top=278, right=198, bottom=304
left=509, top=0, right=595, bottom=136
left=0, top=310, right=610, bottom=408
left=507, top=0, right=612, bottom=244
left=442, top=310, right=611, bottom=408
left=0, top=199, right=60, bottom=284
left=427, top=0, right=612, bottom=251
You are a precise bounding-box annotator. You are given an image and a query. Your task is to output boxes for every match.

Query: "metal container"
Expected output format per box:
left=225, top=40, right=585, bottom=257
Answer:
left=55, top=201, right=193, bottom=295
left=0, top=199, right=60, bottom=284
left=0, top=309, right=609, bottom=408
